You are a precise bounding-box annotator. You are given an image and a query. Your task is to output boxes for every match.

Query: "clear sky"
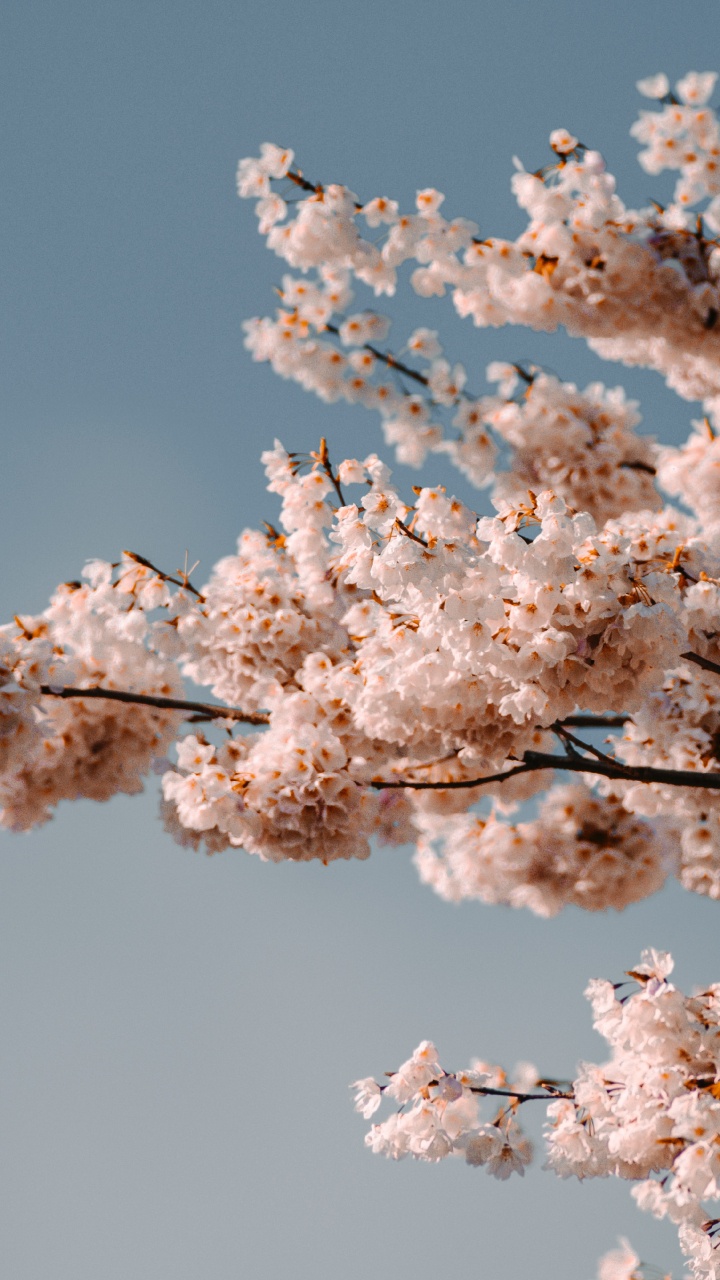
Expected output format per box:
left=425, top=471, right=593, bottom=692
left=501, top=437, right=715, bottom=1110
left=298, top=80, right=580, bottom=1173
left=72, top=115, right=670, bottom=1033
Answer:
left=3, top=2, right=720, bottom=1277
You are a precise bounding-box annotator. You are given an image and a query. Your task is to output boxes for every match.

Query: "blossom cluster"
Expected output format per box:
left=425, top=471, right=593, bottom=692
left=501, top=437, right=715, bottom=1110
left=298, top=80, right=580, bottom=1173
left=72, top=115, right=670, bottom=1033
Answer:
left=158, top=442, right=699, bottom=878
left=238, top=73, right=720, bottom=421
left=0, top=559, right=185, bottom=829
left=6, top=73, right=720, bottom=926
left=245, top=301, right=662, bottom=526
left=351, top=1039, right=535, bottom=1172
left=5, top=433, right=720, bottom=913
left=354, top=950, right=720, bottom=1280
left=413, top=783, right=673, bottom=917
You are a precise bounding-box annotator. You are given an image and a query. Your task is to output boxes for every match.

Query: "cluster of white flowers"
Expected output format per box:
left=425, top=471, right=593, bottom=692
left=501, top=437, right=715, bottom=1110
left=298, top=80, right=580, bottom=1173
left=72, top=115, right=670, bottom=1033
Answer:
left=137, top=435, right=691, bottom=868
left=7, top=433, right=720, bottom=915
left=160, top=693, right=410, bottom=865
left=243, top=309, right=454, bottom=469
left=354, top=951, right=720, bottom=1280
left=245, top=295, right=664, bottom=520
left=0, top=559, right=186, bottom=830
left=608, top=670, right=720, bottom=901
left=551, top=950, right=720, bottom=1280
left=633, top=73, right=720, bottom=220
left=413, top=783, right=672, bottom=916
left=657, top=415, right=720, bottom=532
left=481, top=368, right=660, bottom=526
left=238, top=75, right=720, bottom=415
left=352, top=1039, right=535, bottom=1173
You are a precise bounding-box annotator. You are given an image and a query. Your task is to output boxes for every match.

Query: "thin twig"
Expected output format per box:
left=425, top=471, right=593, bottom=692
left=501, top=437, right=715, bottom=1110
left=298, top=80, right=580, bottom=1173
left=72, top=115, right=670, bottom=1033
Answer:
left=552, top=723, right=619, bottom=766
left=315, top=437, right=346, bottom=506
left=39, top=686, right=269, bottom=725
left=324, top=322, right=432, bottom=391
left=122, top=551, right=205, bottom=601
left=466, top=1084, right=573, bottom=1102
left=394, top=517, right=429, bottom=548
left=373, top=762, right=532, bottom=791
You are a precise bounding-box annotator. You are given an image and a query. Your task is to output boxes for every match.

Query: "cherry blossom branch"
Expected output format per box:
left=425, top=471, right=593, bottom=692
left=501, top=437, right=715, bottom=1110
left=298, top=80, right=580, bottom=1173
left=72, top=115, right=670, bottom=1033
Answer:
left=463, top=1083, right=573, bottom=1101
left=34, top=692, right=627, bottom=739
left=381, top=1077, right=573, bottom=1102
left=39, top=686, right=269, bottom=725
left=373, top=750, right=720, bottom=792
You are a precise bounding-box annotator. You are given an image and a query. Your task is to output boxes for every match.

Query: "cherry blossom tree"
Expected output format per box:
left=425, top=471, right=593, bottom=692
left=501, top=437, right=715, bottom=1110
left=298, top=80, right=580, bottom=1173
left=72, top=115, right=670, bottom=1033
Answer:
left=4, top=69, right=720, bottom=1278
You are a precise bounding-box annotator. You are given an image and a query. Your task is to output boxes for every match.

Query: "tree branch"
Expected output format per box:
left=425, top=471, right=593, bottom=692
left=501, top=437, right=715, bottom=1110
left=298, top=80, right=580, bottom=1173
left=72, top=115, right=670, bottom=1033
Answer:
left=39, top=686, right=269, bottom=725
left=682, top=651, right=720, bottom=678
left=373, top=762, right=533, bottom=791
left=466, top=1084, right=573, bottom=1102
left=373, top=750, right=720, bottom=792
left=558, top=714, right=629, bottom=728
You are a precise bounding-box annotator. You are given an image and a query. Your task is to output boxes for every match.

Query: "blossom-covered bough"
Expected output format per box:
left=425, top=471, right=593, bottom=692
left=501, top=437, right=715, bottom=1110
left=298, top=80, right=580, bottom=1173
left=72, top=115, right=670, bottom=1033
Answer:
left=353, top=949, right=720, bottom=1280
left=5, top=69, right=720, bottom=1277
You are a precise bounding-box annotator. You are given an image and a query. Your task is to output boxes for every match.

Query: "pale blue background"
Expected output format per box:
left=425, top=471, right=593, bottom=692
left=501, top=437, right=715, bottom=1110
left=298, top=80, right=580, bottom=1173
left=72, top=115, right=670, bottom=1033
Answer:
left=3, top=2, right=720, bottom=1276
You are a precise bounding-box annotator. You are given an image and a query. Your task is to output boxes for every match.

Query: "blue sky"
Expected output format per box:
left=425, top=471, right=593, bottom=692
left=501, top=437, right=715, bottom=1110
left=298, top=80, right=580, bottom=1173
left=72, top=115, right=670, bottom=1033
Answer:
left=3, top=2, right=720, bottom=1276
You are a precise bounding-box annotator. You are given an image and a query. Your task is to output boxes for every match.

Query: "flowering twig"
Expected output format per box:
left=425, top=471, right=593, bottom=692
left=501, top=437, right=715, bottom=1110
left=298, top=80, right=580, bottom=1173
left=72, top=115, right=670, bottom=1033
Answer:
left=324, top=322, right=434, bottom=392
left=122, top=551, right=205, bottom=602
left=286, top=168, right=363, bottom=210
left=314, top=437, right=346, bottom=506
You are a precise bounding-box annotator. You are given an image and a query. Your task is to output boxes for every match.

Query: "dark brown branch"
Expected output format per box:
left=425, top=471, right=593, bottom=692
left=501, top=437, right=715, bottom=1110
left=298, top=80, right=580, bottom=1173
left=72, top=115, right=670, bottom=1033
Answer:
left=287, top=169, right=363, bottom=211
left=552, top=723, right=616, bottom=766
left=373, top=762, right=532, bottom=791
left=286, top=168, right=325, bottom=197
left=559, top=714, right=629, bottom=728
left=620, top=459, right=657, bottom=475
left=385, top=1075, right=573, bottom=1102
left=682, top=651, right=720, bottom=678
left=466, top=1084, right=573, bottom=1102
left=39, top=686, right=269, bottom=725
left=372, top=750, right=720, bottom=793
left=393, top=517, right=429, bottom=548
